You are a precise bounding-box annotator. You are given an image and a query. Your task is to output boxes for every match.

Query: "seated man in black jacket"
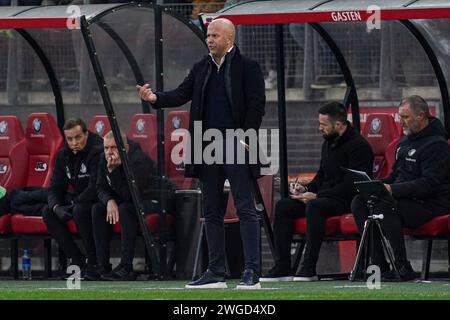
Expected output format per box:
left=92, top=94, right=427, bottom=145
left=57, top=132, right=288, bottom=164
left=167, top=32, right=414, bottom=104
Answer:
left=90, top=130, right=159, bottom=281
left=42, top=118, right=103, bottom=276
left=351, top=95, right=450, bottom=281
left=261, top=101, right=374, bottom=282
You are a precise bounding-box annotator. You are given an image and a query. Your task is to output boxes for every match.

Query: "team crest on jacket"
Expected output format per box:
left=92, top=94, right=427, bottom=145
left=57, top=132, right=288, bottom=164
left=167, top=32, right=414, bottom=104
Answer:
left=408, top=149, right=416, bottom=157
left=0, top=121, right=8, bottom=135
left=80, top=163, right=87, bottom=174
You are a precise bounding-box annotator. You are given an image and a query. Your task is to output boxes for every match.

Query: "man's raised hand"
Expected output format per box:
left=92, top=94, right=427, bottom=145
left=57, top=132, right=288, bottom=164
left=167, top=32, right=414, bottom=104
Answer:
left=136, top=84, right=157, bottom=103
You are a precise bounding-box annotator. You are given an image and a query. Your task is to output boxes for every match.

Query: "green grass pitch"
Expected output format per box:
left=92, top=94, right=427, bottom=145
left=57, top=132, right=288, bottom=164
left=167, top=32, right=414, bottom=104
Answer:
left=0, top=280, right=449, bottom=300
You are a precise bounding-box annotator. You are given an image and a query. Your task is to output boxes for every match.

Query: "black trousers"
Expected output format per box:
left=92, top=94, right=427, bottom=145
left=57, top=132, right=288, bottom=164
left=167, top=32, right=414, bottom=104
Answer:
left=351, top=194, right=445, bottom=266
left=42, top=202, right=97, bottom=267
left=92, top=200, right=155, bottom=269
left=200, top=162, right=260, bottom=275
left=0, top=196, right=10, bottom=216
left=272, top=197, right=349, bottom=270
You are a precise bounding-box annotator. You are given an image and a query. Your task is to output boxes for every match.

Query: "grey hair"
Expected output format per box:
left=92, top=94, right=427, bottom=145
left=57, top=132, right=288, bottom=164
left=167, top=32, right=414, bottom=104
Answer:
left=103, top=130, right=128, bottom=144
left=399, top=95, right=431, bottom=118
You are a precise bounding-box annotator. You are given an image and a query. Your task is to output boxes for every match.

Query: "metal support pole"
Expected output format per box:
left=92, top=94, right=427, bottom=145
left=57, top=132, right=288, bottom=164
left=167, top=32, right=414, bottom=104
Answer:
left=80, top=16, right=161, bottom=277
left=310, top=23, right=360, bottom=132
left=302, top=24, right=314, bottom=100
left=154, top=4, right=168, bottom=278
left=275, top=24, right=288, bottom=199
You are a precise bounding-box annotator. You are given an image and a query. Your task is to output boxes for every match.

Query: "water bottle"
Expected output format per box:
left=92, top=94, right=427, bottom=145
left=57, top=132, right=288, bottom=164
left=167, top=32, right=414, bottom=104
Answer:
left=21, top=249, right=32, bottom=280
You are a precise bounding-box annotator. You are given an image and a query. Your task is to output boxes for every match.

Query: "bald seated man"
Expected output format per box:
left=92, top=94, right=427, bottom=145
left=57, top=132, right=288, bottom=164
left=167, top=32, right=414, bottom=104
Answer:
left=137, top=18, right=266, bottom=289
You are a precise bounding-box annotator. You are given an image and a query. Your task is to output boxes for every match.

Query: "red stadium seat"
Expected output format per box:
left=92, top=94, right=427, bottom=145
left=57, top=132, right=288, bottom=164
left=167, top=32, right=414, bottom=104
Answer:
left=11, top=214, right=49, bottom=234
left=362, top=114, right=401, bottom=179
left=164, top=111, right=193, bottom=189
left=4, top=113, right=63, bottom=279
left=0, top=116, right=27, bottom=192
left=67, top=220, right=78, bottom=234
left=11, top=113, right=64, bottom=235
left=24, top=113, right=64, bottom=188
left=403, top=215, right=450, bottom=237
left=10, top=214, right=78, bottom=235
left=341, top=210, right=450, bottom=233
left=128, top=113, right=158, bottom=160
left=0, top=214, right=12, bottom=235
left=340, top=213, right=359, bottom=235
left=88, top=115, right=111, bottom=138
left=294, top=216, right=341, bottom=236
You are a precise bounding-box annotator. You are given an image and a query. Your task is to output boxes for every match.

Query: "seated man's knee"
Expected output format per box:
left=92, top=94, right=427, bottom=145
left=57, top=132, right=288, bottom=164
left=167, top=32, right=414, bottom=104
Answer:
left=118, top=202, right=135, bottom=217
left=72, top=203, right=92, bottom=222
left=351, top=195, right=368, bottom=217
left=273, top=203, right=287, bottom=225
left=274, top=198, right=294, bottom=218
left=273, top=198, right=306, bottom=225
left=304, top=199, right=327, bottom=219
left=72, top=203, right=84, bottom=216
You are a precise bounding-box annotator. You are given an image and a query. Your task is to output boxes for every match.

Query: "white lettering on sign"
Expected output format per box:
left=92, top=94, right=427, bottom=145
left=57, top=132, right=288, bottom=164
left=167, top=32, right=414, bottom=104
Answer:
left=331, top=11, right=362, bottom=22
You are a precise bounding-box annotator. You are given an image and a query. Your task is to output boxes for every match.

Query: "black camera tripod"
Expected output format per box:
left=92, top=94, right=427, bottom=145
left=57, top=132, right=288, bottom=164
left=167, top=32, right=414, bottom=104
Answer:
left=349, top=196, right=401, bottom=281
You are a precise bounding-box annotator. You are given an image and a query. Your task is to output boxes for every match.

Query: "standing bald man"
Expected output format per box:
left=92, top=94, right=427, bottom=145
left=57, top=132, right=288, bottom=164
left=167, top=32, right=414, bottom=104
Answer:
left=137, top=18, right=265, bottom=289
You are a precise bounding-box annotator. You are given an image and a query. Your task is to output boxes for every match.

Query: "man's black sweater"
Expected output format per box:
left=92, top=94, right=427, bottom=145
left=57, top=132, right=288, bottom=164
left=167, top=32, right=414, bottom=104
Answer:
left=306, top=123, right=374, bottom=204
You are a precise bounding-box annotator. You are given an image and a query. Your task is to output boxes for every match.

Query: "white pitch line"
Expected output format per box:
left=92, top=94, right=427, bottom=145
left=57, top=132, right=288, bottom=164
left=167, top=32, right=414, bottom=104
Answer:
left=137, top=287, right=186, bottom=290
left=129, top=287, right=282, bottom=290
left=333, top=285, right=368, bottom=288
left=38, top=288, right=76, bottom=290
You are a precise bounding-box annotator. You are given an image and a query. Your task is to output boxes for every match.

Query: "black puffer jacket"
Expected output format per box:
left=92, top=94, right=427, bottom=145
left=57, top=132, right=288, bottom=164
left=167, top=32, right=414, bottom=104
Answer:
left=305, top=123, right=374, bottom=204
left=384, top=118, right=450, bottom=211
left=48, top=132, right=103, bottom=209
left=10, top=186, right=48, bottom=216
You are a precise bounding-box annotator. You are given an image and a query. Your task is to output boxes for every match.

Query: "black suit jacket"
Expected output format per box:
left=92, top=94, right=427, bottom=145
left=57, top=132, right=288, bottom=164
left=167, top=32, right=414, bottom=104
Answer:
left=152, top=46, right=266, bottom=178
